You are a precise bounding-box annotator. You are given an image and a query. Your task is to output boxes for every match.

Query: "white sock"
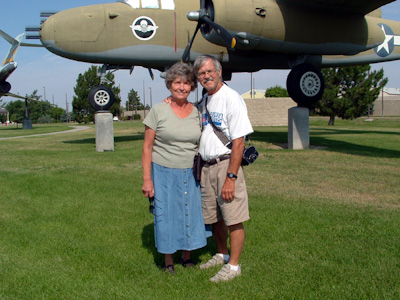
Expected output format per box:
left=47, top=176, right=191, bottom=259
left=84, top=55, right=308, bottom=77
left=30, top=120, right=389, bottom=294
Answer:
left=216, top=253, right=230, bottom=262
left=228, top=263, right=239, bottom=271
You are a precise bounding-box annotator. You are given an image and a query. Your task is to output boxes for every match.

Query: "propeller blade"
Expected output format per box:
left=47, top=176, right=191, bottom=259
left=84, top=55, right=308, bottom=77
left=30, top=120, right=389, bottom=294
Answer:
left=202, top=16, right=236, bottom=49
left=182, top=23, right=201, bottom=63
left=183, top=0, right=236, bottom=62
left=148, top=68, right=154, bottom=80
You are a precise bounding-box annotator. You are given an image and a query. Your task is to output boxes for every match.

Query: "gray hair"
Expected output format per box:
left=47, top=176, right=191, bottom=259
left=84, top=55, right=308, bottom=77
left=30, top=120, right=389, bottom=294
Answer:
left=193, top=55, right=222, bottom=75
left=165, top=62, right=197, bottom=91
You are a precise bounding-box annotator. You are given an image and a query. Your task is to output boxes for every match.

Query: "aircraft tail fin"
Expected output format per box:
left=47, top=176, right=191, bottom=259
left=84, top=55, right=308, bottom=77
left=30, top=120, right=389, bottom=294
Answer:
left=0, top=30, right=25, bottom=66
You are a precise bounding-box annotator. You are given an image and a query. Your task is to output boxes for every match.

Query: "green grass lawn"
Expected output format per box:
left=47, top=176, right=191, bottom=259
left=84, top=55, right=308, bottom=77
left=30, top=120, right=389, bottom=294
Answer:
left=0, top=118, right=399, bottom=299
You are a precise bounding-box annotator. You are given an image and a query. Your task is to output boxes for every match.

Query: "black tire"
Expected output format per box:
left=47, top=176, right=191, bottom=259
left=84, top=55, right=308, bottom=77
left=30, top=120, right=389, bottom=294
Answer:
left=0, top=81, right=11, bottom=93
left=88, top=85, right=115, bottom=111
left=287, top=64, right=325, bottom=107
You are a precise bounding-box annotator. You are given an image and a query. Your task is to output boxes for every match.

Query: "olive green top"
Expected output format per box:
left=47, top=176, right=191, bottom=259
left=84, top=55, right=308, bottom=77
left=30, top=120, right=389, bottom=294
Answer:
left=143, top=103, right=201, bottom=169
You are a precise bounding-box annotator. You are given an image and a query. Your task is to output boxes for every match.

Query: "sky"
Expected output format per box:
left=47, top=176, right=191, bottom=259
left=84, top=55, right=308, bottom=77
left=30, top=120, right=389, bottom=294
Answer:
left=1, top=0, right=400, bottom=111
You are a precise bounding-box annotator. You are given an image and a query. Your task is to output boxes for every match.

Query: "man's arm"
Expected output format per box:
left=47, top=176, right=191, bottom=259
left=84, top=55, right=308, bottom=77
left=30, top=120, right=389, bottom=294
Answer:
left=222, top=137, right=245, bottom=202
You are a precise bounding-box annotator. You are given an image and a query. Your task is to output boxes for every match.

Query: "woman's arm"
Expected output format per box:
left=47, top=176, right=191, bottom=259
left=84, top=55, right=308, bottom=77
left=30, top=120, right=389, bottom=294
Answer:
left=142, top=126, right=156, bottom=198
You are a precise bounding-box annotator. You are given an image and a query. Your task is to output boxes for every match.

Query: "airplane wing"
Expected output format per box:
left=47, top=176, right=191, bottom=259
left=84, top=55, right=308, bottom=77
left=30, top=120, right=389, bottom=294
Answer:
left=281, top=0, right=396, bottom=15
left=0, top=92, right=35, bottom=101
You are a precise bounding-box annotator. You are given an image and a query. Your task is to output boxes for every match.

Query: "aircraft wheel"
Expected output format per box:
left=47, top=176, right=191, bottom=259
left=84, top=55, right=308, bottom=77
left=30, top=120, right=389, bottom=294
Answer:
left=88, top=85, right=115, bottom=111
left=0, top=81, right=11, bottom=93
left=287, top=64, right=325, bottom=107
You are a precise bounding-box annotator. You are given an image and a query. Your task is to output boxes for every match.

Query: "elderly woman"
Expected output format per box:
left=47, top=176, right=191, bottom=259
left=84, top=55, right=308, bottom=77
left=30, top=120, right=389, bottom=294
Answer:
left=142, top=62, right=207, bottom=274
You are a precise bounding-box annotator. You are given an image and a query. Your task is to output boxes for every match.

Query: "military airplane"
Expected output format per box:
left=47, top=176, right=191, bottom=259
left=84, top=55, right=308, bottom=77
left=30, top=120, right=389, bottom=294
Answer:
left=0, top=30, right=25, bottom=94
left=24, top=0, right=400, bottom=109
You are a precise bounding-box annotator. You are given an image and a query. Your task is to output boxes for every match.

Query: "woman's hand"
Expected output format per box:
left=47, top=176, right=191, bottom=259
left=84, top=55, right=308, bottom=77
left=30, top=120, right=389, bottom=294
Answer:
left=142, top=179, right=155, bottom=198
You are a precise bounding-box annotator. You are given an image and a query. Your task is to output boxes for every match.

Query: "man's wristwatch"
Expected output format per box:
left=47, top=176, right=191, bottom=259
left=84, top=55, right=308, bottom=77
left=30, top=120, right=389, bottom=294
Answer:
left=227, top=172, right=238, bottom=179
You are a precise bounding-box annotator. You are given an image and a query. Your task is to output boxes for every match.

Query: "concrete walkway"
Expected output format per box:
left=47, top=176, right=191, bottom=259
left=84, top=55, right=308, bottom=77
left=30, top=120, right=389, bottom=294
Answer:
left=0, top=126, right=92, bottom=141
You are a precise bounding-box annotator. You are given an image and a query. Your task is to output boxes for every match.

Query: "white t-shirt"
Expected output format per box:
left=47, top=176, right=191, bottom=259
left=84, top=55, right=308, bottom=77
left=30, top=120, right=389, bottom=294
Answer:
left=198, top=84, right=253, bottom=161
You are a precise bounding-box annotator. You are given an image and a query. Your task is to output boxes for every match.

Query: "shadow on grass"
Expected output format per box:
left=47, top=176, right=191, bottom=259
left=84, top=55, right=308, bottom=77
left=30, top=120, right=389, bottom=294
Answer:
left=311, top=127, right=400, bottom=137
left=0, top=127, right=23, bottom=131
left=251, top=129, right=400, bottom=158
left=141, top=223, right=217, bottom=268
left=63, top=134, right=144, bottom=145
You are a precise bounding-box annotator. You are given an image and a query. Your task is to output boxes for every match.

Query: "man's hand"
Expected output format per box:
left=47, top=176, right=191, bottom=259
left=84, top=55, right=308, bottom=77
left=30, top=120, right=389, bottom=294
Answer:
left=222, top=177, right=236, bottom=202
left=162, top=96, right=172, bottom=104
left=221, top=137, right=245, bottom=202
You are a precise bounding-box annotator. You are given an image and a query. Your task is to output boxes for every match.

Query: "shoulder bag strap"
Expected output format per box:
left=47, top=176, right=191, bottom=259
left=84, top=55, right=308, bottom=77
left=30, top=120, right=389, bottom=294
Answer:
left=205, top=96, right=232, bottom=149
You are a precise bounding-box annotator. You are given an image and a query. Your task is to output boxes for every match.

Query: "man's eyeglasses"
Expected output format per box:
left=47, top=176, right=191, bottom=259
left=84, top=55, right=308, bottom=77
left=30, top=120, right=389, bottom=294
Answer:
left=149, top=196, right=154, bottom=215
left=197, top=69, right=217, bottom=78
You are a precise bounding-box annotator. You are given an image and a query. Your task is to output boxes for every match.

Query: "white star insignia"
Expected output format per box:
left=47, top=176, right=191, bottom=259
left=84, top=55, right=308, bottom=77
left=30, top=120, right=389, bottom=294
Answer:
left=377, top=24, right=394, bottom=54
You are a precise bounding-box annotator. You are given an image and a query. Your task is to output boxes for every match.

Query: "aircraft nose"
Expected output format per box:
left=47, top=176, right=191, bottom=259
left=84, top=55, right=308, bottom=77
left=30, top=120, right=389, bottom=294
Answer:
left=40, top=15, right=55, bottom=48
left=40, top=5, right=106, bottom=53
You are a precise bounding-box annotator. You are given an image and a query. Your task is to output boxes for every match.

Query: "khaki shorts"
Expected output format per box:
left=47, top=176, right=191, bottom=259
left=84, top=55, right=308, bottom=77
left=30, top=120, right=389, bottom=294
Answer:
left=200, top=159, right=250, bottom=226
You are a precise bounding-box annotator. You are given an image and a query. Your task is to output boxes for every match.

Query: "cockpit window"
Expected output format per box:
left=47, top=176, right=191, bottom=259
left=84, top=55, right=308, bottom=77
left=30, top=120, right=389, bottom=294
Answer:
left=141, top=0, right=159, bottom=8
left=119, top=0, right=139, bottom=8
left=161, top=0, right=175, bottom=9
left=118, top=0, right=174, bottom=10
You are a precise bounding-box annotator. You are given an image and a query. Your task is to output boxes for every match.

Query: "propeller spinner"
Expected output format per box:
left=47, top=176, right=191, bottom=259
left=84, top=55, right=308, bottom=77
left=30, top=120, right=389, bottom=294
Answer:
left=182, top=0, right=236, bottom=62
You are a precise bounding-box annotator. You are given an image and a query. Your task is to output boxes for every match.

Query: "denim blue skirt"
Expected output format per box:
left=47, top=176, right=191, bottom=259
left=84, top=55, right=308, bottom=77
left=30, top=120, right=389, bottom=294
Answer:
left=152, top=162, right=207, bottom=254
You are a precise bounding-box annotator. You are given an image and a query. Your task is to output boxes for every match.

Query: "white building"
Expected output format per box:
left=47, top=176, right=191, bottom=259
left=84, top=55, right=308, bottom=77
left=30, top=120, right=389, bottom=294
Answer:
left=241, top=89, right=266, bottom=99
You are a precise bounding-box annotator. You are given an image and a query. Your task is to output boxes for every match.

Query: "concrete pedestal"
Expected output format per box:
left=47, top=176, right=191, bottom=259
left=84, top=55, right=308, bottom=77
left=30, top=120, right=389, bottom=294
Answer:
left=95, top=112, right=114, bottom=152
left=22, top=118, right=33, bottom=130
left=288, top=107, right=309, bottom=150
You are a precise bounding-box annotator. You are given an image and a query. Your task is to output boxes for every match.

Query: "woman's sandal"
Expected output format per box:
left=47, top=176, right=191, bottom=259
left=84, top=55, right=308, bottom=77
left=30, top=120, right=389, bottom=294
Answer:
left=180, top=258, right=195, bottom=268
left=163, top=264, right=176, bottom=274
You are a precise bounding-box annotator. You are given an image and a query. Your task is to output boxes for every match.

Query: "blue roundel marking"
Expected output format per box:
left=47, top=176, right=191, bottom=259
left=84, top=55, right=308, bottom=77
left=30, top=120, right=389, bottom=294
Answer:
left=375, top=24, right=395, bottom=57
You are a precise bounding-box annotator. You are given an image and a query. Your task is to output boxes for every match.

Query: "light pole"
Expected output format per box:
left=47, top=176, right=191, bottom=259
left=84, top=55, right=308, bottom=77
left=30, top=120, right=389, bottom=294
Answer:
left=143, top=80, right=146, bottom=118
left=41, top=86, right=46, bottom=122
left=250, top=73, right=253, bottom=98
left=149, top=87, right=153, bottom=108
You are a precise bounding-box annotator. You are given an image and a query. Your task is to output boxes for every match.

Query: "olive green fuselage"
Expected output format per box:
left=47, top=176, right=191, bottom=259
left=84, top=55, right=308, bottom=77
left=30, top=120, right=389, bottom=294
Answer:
left=39, top=0, right=400, bottom=76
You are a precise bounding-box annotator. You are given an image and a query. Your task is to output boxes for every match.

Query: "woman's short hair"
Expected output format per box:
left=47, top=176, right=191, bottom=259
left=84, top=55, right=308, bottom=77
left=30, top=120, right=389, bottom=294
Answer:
left=165, top=62, right=197, bottom=91
left=193, top=55, right=222, bottom=75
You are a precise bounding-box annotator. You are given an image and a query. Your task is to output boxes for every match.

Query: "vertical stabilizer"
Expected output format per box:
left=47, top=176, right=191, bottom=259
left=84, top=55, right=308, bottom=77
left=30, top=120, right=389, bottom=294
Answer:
left=0, top=30, right=25, bottom=66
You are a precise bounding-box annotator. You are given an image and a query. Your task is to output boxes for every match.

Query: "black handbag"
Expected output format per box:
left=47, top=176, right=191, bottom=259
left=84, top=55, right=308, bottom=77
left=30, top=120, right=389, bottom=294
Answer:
left=193, top=153, right=204, bottom=182
left=193, top=100, right=204, bottom=182
left=241, top=143, right=259, bottom=166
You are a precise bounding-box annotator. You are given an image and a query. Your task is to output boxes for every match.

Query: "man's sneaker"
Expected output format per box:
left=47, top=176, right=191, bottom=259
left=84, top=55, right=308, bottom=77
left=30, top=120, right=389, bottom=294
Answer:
left=209, top=264, right=241, bottom=282
left=199, top=254, right=229, bottom=269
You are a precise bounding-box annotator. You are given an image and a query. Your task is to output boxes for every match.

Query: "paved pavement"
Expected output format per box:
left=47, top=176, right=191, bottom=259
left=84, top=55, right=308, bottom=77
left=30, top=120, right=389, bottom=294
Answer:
left=0, top=126, right=92, bottom=141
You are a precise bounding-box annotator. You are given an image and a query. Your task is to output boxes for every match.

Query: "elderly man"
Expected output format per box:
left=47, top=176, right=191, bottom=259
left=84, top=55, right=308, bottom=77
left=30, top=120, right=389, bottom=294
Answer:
left=194, top=55, right=253, bottom=282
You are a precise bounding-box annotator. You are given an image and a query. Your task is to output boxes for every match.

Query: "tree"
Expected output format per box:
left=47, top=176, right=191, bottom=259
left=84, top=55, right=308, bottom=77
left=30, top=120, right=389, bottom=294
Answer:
left=315, top=65, right=388, bottom=125
left=72, top=66, right=121, bottom=123
left=60, top=111, right=75, bottom=122
left=4, top=90, right=64, bottom=124
left=126, top=88, right=144, bottom=112
left=6, top=100, right=25, bottom=123
left=265, top=85, right=289, bottom=97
